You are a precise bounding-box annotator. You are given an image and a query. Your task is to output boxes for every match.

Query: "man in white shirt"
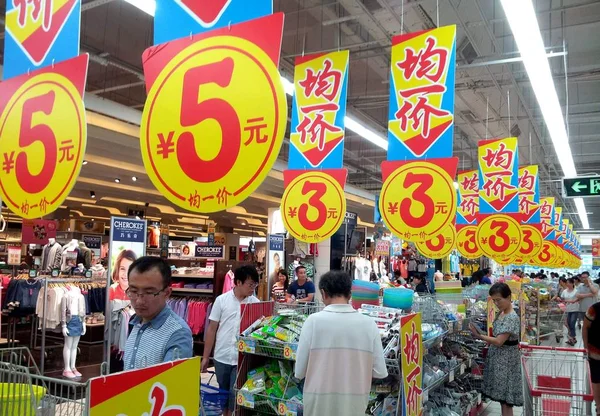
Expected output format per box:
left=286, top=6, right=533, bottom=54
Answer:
left=295, top=270, right=388, bottom=415
left=201, top=266, right=260, bottom=416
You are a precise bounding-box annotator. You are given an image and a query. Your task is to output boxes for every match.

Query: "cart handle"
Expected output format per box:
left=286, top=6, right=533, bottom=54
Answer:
left=519, top=342, right=587, bottom=353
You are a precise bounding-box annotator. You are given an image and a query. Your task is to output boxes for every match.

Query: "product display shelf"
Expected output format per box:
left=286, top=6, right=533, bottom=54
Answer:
left=171, top=288, right=214, bottom=295
left=172, top=274, right=215, bottom=279
left=422, top=360, right=470, bottom=402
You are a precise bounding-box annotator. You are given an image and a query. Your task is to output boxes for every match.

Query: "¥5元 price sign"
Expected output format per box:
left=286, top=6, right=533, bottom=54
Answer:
left=281, top=170, right=347, bottom=243
left=0, top=55, right=88, bottom=219
left=476, top=214, right=522, bottom=259
left=380, top=159, right=458, bottom=242
left=140, top=14, right=287, bottom=213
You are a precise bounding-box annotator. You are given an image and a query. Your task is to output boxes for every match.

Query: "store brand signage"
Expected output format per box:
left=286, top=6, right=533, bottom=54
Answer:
left=82, top=235, right=101, bottom=250
left=3, top=0, right=81, bottom=79
left=268, top=234, right=284, bottom=251
left=154, top=0, right=272, bottom=44
left=562, top=176, right=600, bottom=198
left=113, top=219, right=146, bottom=243
left=195, top=245, right=224, bottom=258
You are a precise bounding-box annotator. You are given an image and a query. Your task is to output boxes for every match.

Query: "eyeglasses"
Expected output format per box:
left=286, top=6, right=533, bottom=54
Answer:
left=244, top=281, right=258, bottom=289
left=126, top=287, right=167, bottom=300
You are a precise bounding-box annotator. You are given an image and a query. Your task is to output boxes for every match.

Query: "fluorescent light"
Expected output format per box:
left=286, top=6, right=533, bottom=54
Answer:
left=500, top=0, right=588, bottom=229
left=123, top=0, right=155, bottom=16
left=124, top=0, right=389, bottom=151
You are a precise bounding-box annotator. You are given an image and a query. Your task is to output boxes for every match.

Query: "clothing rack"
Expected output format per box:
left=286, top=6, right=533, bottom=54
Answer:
left=38, top=276, right=106, bottom=374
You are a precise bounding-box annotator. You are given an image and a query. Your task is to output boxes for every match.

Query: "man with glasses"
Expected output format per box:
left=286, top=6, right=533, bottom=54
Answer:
left=123, top=257, right=193, bottom=370
left=202, top=265, right=260, bottom=416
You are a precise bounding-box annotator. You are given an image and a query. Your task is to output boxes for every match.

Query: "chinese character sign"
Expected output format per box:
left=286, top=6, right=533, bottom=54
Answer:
left=400, top=313, right=423, bottom=416
left=539, top=197, right=555, bottom=241
left=140, top=14, right=287, bottom=213
left=457, top=170, right=479, bottom=225
left=289, top=50, right=349, bottom=169
left=518, top=165, right=540, bottom=224
left=281, top=169, right=347, bottom=243
left=3, top=0, right=81, bottom=80
left=154, top=0, right=272, bottom=44
left=388, top=25, right=456, bottom=160
left=478, top=137, right=519, bottom=215
left=89, top=358, right=200, bottom=415
left=554, top=206, right=564, bottom=245
left=0, top=54, right=88, bottom=219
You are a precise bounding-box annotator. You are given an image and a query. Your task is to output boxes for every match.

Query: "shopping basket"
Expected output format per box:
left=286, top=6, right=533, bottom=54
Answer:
left=520, top=344, right=594, bottom=416
left=201, top=371, right=229, bottom=416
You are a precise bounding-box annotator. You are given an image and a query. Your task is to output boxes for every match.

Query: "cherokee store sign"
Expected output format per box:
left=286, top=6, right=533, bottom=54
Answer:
left=195, top=245, right=224, bottom=258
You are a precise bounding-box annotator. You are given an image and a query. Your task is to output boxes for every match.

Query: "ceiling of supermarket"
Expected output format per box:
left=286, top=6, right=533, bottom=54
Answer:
left=0, top=0, right=599, bottom=241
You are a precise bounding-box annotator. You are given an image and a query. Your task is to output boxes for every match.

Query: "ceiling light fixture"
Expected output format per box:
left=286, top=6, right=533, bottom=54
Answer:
left=114, top=178, right=121, bottom=183
left=90, top=191, right=96, bottom=199
left=82, top=160, right=88, bottom=165
left=123, top=0, right=390, bottom=152
left=500, top=0, right=588, bottom=229
left=132, top=176, right=137, bottom=182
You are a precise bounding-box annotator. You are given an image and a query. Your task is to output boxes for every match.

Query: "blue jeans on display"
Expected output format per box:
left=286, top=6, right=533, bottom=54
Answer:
left=567, top=312, right=578, bottom=339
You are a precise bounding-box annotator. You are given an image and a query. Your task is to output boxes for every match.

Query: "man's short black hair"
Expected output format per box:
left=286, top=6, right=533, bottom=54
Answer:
left=128, top=256, right=172, bottom=288
left=581, top=271, right=590, bottom=278
left=234, top=265, right=260, bottom=285
left=295, top=265, right=306, bottom=274
left=318, top=270, right=352, bottom=298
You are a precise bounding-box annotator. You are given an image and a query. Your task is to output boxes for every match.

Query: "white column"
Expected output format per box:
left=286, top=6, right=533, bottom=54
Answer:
left=313, top=239, right=331, bottom=303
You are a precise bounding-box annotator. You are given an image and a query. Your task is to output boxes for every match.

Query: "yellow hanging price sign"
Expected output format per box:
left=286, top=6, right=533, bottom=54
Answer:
left=415, top=223, right=456, bottom=259
left=456, top=225, right=482, bottom=259
left=476, top=214, right=522, bottom=259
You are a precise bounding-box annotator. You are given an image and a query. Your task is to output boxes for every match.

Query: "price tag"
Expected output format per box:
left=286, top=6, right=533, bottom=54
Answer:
left=476, top=214, right=522, bottom=259
left=456, top=225, right=482, bottom=259
left=237, top=338, right=255, bottom=353
left=282, top=343, right=298, bottom=361
left=281, top=170, right=347, bottom=244
left=0, top=55, right=88, bottom=219
left=237, top=339, right=246, bottom=352
left=460, top=364, right=466, bottom=374
left=140, top=14, right=287, bottom=213
left=51, top=269, right=60, bottom=278
left=277, top=402, right=298, bottom=416
left=415, top=223, right=456, bottom=259
left=375, top=385, right=392, bottom=394
left=236, top=391, right=254, bottom=409
left=379, top=159, right=457, bottom=242
left=28, top=269, right=37, bottom=278
left=449, top=370, right=454, bottom=382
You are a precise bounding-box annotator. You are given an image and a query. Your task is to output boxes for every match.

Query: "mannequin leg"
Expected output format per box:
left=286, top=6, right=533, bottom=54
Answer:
left=63, top=337, right=75, bottom=373
left=70, top=336, right=81, bottom=374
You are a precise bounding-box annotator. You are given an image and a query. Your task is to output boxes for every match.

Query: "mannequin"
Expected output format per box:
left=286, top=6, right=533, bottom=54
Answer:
left=61, top=285, right=86, bottom=379
left=41, top=238, right=62, bottom=272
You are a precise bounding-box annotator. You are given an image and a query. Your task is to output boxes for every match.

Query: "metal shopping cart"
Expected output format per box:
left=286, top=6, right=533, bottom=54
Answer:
left=201, top=371, right=229, bottom=416
left=521, top=344, right=594, bottom=416
left=537, top=300, right=567, bottom=344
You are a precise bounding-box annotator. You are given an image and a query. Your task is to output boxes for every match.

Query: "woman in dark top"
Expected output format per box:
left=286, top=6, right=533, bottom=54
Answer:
left=470, top=283, right=523, bottom=415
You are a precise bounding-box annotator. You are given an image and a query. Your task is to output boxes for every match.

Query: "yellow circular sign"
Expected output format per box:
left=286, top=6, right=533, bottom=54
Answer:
left=535, top=240, right=556, bottom=266
left=0, top=73, right=86, bottom=219
left=456, top=225, right=482, bottom=259
left=281, top=171, right=346, bottom=243
left=379, top=161, right=456, bottom=242
left=415, top=223, right=456, bottom=259
left=476, top=215, right=522, bottom=259
left=141, top=35, right=287, bottom=213
left=517, top=224, right=543, bottom=263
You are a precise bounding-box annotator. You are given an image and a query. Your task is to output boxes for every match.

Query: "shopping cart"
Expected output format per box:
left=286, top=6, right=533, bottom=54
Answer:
left=537, top=300, right=566, bottom=343
left=520, top=344, right=594, bottom=416
left=201, top=371, right=229, bottom=416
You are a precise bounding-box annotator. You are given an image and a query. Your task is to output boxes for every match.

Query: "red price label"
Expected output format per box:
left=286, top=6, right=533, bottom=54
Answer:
left=476, top=215, right=522, bottom=259
left=380, top=161, right=456, bottom=242
left=456, top=225, right=482, bottom=259
left=535, top=241, right=556, bottom=266
left=415, top=223, right=456, bottom=259
left=281, top=170, right=346, bottom=243
left=140, top=14, right=287, bottom=213
left=0, top=55, right=88, bottom=219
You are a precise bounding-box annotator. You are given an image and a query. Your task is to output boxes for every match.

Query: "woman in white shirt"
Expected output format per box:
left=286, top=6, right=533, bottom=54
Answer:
left=560, top=278, right=579, bottom=346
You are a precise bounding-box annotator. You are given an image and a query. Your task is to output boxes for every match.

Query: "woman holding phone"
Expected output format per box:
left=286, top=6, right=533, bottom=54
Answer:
left=470, top=283, right=523, bottom=415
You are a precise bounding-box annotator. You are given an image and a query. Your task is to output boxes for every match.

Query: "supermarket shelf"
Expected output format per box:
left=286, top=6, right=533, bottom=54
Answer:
left=423, top=362, right=467, bottom=401
left=423, top=329, right=449, bottom=351
left=171, top=288, right=214, bottom=294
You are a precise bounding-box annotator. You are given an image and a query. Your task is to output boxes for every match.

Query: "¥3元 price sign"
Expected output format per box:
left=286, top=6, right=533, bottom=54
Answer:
left=415, top=223, right=456, bottom=259
left=281, top=170, right=347, bottom=243
left=0, top=55, right=88, bottom=219
left=476, top=214, right=522, bottom=259
left=140, top=14, right=287, bottom=213
left=456, top=225, right=482, bottom=259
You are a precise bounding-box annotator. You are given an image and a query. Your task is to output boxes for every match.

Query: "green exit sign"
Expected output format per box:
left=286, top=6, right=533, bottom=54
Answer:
left=563, top=176, right=600, bottom=198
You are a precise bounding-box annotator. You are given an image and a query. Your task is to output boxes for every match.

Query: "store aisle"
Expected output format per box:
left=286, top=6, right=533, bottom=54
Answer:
left=478, top=401, right=523, bottom=416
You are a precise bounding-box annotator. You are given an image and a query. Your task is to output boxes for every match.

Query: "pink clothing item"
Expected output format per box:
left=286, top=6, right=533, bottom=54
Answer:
left=222, top=271, right=235, bottom=293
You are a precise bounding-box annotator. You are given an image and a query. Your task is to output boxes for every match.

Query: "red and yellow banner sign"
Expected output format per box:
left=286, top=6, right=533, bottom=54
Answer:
left=476, top=214, right=522, bottom=259
left=0, top=54, right=88, bottom=218
left=592, top=238, right=600, bottom=257
left=518, top=165, right=540, bottom=224
left=400, top=312, right=423, bottom=416
left=539, top=197, right=556, bottom=240
left=478, top=137, right=519, bottom=215
left=289, top=50, right=348, bottom=169
left=456, top=225, right=482, bottom=259
left=380, top=158, right=458, bottom=242
left=457, top=170, right=479, bottom=225
left=415, top=223, right=456, bottom=259
left=89, top=358, right=200, bottom=415
left=281, top=169, right=347, bottom=243
left=140, top=14, right=287, bottom=213
left=387, top=25, right=456, bottom=160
